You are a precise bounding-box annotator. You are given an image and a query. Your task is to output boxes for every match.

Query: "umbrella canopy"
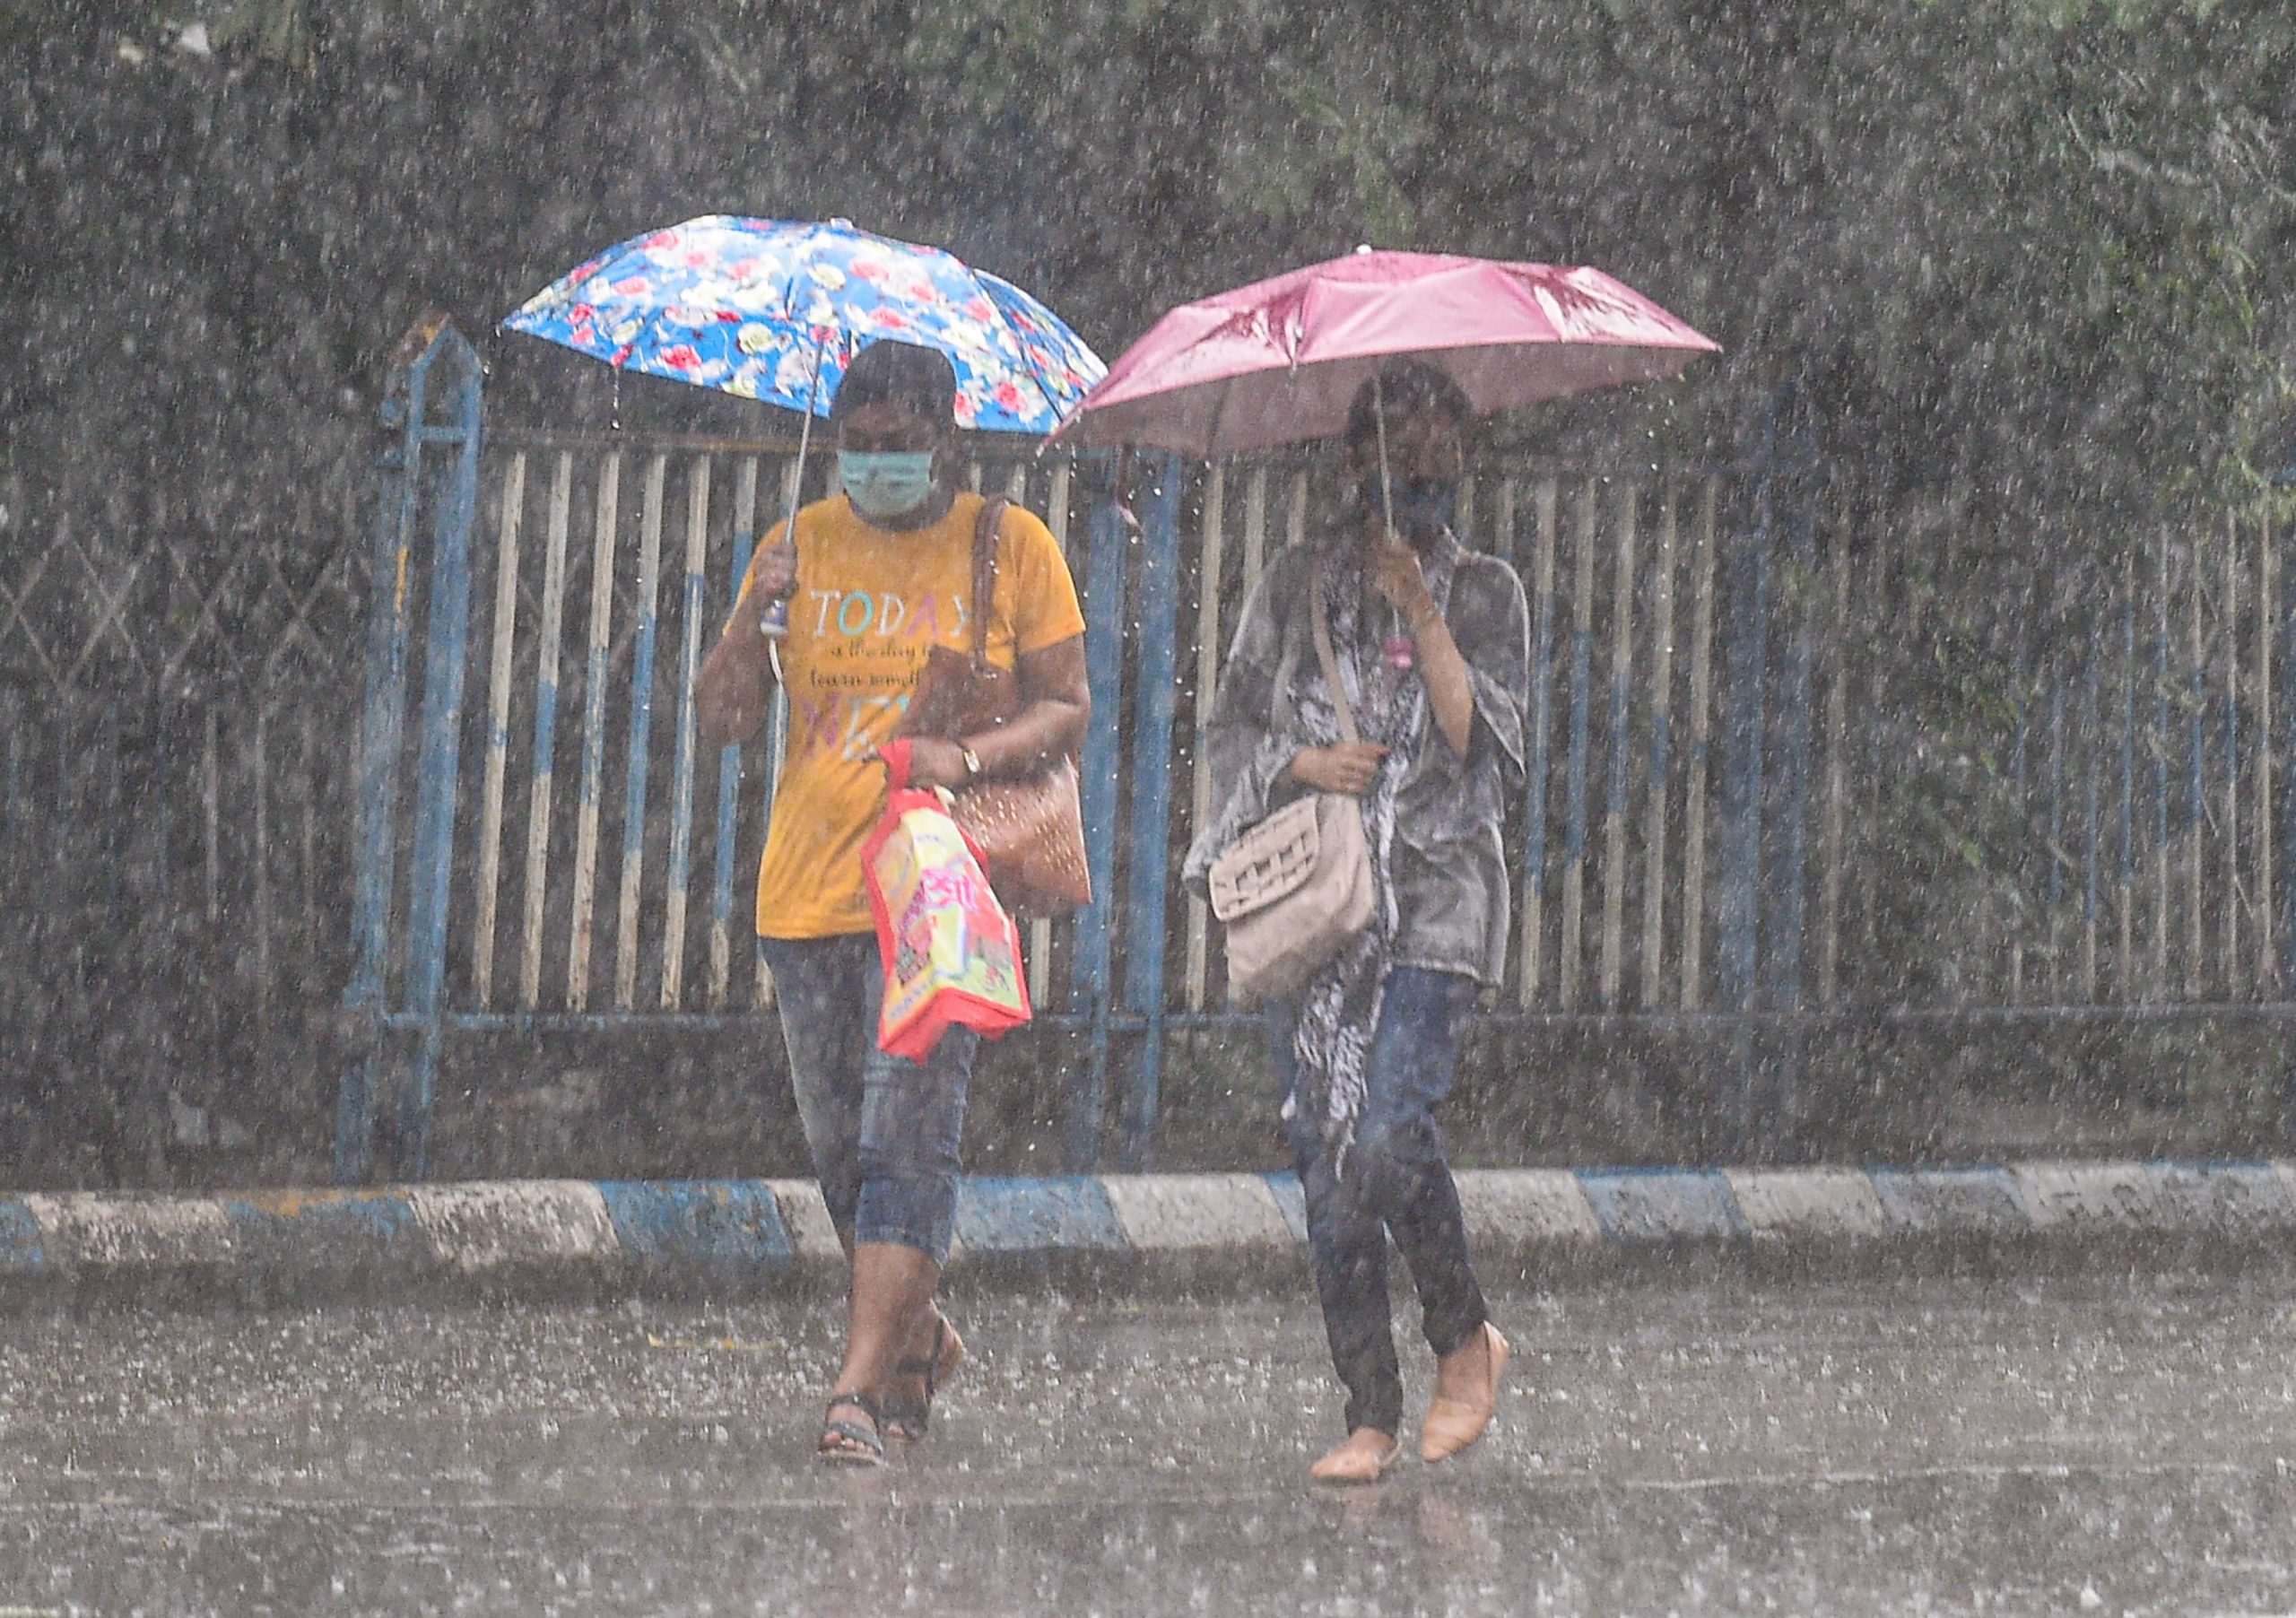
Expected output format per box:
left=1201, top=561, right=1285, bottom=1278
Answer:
left=1053, top=249, right=1718, bottom=455
left=502, top=215, right=1105, bottom=434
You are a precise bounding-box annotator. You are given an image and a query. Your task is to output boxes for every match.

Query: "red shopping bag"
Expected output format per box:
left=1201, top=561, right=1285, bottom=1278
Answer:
left=861, top=740, right=1032, bottom=1061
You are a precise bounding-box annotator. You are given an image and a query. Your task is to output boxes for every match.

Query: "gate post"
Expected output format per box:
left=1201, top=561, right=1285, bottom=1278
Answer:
left=1717, top=396, right=1776, bottom=1153
left=335, top=316, right=483, bottom=1184
left=1117, top=455, right=1184, bottom=1169
left=1761, top=386, right=1822, bottom=1150
left=2277, top=504, right=2296, bottom=1129
left=336, top=322, right=431, bottom=1183
left=1066, top=455, right=1134, bottom=1170
left=1718, top=382, right=1821, bottom=1157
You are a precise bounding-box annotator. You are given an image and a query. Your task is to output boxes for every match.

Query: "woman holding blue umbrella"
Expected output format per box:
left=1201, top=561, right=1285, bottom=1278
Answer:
left=510, top=218, right=1103, bottom=1465
left=698, top=340, right=1090, bottom=1463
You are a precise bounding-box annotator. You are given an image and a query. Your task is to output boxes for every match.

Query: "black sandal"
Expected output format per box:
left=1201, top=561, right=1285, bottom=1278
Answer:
left=882, top=1315, right=961, bottom=1442
left=818, top=1390, right=884, bottom=1466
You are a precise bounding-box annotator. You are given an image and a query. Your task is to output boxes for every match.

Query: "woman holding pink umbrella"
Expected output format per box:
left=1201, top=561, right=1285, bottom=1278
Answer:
left=1186, top=360, right=1526, bottom=1482
left=1077, top=248, right=1711, bottom=1481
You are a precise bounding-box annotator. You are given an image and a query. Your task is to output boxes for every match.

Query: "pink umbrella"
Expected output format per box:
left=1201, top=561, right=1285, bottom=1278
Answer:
left=1051, top=248, right=1718, bottom=456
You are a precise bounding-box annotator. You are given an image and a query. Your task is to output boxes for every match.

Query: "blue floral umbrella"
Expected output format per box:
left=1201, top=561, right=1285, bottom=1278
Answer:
left=500, top=214, right=1105, bottom=435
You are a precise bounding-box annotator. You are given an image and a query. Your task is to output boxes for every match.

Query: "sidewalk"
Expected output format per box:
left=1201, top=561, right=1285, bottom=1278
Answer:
left=2, top=1158, right=2291, bottom=1301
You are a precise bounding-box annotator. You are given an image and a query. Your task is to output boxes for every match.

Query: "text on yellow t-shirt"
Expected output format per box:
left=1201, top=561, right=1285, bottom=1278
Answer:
left=728, top=491, right=1085, bottom=938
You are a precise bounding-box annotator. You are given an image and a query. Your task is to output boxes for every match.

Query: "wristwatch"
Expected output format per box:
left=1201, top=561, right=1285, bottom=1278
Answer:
left=959, top=744, right=983, bottom=782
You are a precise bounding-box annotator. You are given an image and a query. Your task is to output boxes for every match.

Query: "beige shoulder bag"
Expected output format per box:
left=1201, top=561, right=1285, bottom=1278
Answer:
left=1205, top=568, right=1377, bottom=1003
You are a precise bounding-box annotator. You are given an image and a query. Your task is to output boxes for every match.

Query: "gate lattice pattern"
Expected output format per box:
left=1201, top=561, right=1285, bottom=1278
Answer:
left=0, top=471, right=368, bottom=1185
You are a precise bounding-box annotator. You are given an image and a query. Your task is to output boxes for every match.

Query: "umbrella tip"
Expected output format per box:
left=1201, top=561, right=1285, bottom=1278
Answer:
left=1353, top=243, right=1374, bottom=255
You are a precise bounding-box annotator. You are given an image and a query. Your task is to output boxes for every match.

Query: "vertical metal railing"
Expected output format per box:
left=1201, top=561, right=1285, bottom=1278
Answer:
left=1067, top=455, right=1131, bottom=1168
left=708, top=479, right=758, bottom=1013
left=1118, top=457, right=1184, bottom=1168
left=469, top=450, right=524, bottom=1007
left=1640, top=482, right=1679, bottom=1011
left=1561, top=479, right=1597, bottom=1010
left=1598, top=483, right=1637, bottom=1008
left=1184, top=465, right=1224, bottom=1015
left=518, top=452, right=574, bottom=1011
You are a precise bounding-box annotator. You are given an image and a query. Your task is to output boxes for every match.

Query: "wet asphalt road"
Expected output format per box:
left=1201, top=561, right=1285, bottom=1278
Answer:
left=4, top=1264, right=2296, bottom=1616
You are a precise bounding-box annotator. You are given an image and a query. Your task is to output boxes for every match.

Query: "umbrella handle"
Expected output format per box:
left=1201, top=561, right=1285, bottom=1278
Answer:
left=1373, top=370, right=1396, bottom=541
left=759, top=331, right=835, bottom=640
left=1109, top=448, right=1144, bottom=537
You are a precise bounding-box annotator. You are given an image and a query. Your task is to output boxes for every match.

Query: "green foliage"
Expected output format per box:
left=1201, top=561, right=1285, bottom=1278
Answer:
left=21, top=0, right=2285, bottom=496
left=1242, top=65, right=1425, bottom=247
left=5, top=4, right=2292, bottom=1001
left=207, top=0, right=314, bottom=70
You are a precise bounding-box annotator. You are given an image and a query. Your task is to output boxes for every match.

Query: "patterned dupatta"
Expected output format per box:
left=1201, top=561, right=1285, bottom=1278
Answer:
left=1278, top=532, right=1462, bottom=1170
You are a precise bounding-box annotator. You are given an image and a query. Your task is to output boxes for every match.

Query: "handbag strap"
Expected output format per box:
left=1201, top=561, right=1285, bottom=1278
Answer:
left=970, top=496, right=1011, bottom=671
left=1309, top=563, right=1361, bottom=745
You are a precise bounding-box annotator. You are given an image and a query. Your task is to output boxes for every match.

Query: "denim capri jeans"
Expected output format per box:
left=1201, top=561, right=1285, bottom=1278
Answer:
left=757, top=933, right=977, bottom=1266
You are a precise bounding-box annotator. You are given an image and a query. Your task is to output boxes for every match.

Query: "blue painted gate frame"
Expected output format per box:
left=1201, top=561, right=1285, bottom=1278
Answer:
left=338, top=321, right=483, bottom=1183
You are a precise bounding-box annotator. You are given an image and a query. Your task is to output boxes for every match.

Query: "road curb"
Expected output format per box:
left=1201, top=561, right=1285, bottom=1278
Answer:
left=4, top=1159, right=2291, bottom=1299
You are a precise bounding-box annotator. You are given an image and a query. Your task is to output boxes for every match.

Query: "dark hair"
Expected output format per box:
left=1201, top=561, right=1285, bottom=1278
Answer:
left=1343, top=359, right=1472, bottom=452
left=831, top=339, right=958, bottom=426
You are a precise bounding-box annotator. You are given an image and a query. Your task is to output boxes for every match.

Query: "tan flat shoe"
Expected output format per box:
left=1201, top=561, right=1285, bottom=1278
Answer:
left=1419, top=1322, right=1509, bottom=1462
left=1310, top=1429, right=1403, bottom=1484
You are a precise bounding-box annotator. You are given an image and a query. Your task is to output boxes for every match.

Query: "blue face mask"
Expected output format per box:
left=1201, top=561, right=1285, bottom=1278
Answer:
left=1362, top=475, right=1457, bottom=544
left=839, top=450, right=938, bottom=520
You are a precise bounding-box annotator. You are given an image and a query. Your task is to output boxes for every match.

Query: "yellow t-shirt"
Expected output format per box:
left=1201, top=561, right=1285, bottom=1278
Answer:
left=732, top=491, right=1085, bottom=939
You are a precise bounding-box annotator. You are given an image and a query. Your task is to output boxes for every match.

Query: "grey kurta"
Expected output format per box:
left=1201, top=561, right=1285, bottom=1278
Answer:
left=1184, top=532, right=1532, bottom=987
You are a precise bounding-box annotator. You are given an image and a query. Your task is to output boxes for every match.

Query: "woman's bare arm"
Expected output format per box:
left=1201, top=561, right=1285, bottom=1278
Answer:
left=696, top=536, right=796, bottom=747
left=1406, top=612, right=1476, bottom=758
left=1370, top=532, right=1474, bottom=756
left=696, top=611, right=778, bottom=747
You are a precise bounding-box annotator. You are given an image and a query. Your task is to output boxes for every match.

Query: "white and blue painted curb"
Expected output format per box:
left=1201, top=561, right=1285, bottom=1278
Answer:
left=1, top=1160, right=2291, bottom=1294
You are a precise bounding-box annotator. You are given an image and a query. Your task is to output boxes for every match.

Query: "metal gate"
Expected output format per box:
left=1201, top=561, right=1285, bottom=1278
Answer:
left=331, top=322, right=2296, bottom=1183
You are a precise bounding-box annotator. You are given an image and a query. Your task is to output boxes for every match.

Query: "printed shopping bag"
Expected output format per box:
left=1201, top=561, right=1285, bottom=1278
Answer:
left=861, top=740, right=1032, bottom=1061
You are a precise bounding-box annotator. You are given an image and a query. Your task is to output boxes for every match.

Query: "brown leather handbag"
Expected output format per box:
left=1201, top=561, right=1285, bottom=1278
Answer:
left=892, top=497, right=1092, bottom=917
